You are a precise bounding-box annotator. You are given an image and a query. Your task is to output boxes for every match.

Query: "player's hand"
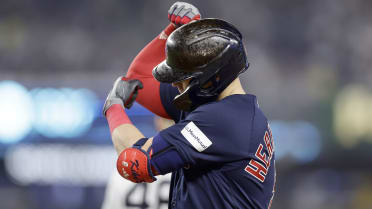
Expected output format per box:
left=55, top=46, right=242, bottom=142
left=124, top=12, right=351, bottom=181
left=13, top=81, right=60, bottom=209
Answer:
left=168, top=2, right=201, bottom=27
left=103, top=77, right=143, bottom=115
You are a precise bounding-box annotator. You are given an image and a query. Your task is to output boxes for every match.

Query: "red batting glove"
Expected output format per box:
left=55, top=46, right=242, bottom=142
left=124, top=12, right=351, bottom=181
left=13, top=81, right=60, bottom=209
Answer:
left=168, top=2, right=201, bottom=27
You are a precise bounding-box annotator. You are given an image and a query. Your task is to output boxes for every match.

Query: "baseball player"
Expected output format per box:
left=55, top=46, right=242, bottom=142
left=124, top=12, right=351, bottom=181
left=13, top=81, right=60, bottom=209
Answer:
left=103, top=2, right=276, bottom=209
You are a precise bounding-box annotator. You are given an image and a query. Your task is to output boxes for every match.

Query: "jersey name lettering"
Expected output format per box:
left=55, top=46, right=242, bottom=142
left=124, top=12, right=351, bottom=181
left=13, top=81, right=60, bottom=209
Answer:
left=245, top=125, right=274, bottom=182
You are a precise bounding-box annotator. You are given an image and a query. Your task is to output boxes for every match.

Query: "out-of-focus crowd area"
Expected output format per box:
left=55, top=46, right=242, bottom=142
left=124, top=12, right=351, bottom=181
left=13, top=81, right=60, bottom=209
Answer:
left=1, top=0, right=372, bottom=209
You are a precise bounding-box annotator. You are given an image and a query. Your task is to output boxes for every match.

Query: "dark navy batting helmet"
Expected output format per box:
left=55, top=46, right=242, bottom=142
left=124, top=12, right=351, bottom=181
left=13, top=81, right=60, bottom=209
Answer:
left=152, top=18, right=249, bottom=111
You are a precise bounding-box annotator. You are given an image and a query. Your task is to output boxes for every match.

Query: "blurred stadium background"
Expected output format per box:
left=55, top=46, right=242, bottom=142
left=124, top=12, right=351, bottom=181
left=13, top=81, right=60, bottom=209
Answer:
left=1, top=0, right=372, bottom=208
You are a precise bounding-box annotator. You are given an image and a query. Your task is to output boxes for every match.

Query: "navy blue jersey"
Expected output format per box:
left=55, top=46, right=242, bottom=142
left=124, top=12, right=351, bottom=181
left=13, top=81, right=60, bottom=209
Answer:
left=150, top=83, right=276, bottom=209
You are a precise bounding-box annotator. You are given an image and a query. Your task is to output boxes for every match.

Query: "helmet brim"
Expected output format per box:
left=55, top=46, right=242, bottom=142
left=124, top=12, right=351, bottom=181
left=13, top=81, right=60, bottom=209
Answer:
left=152, top=60, right=196, bottom=83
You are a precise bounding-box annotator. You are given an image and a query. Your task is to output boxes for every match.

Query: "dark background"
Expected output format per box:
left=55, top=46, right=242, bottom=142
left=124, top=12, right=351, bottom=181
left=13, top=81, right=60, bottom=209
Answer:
left=1, top=0, right=372, bottom=208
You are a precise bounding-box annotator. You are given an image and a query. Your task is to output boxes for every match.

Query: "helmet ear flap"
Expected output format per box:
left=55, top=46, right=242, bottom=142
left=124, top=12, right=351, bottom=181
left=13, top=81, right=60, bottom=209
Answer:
left=173, top=91, right=193, bottom=112
left=173, top=80, right=199, bottom=111
left=172, top=73, right=220, bottom=111
left=199, top=73, right=220, bottom=95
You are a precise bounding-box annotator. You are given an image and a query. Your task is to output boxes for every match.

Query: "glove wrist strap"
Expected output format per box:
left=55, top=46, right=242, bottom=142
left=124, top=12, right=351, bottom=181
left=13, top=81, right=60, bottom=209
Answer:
left=106, top=104, right=132, bottom=133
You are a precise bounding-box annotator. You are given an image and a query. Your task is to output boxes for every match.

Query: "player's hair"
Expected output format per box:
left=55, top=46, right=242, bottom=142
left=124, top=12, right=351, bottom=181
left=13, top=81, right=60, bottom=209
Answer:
left=153, top=18, right=249, bottom=111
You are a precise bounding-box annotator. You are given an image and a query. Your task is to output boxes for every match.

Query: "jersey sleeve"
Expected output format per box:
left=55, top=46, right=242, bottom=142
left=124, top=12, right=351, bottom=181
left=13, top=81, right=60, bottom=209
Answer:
left=149, top=134, right=186, bottom=175
left=125, top=24, right=176, bottom=119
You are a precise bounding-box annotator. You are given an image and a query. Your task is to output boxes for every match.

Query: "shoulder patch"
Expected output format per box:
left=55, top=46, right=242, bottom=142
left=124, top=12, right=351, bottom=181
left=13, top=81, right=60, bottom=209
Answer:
left=181, top=121, right=212, bottom=152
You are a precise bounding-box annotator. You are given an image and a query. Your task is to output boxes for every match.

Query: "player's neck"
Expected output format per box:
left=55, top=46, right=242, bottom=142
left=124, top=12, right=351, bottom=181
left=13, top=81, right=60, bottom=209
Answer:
left=218, top=78, right=246, bottom=100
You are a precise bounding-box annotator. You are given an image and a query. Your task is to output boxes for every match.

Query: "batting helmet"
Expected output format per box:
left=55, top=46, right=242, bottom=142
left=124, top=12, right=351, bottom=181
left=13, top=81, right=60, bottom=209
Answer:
left=153, top=18, right=249, bottom=111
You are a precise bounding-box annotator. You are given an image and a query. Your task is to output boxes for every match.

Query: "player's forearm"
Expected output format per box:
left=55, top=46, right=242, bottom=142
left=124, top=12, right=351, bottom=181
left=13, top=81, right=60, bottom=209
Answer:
left=105, top=104, right=140, bottom=154
left=105, top=103, right=152, bottom=154
left=111, top=124, right=144, bottom=154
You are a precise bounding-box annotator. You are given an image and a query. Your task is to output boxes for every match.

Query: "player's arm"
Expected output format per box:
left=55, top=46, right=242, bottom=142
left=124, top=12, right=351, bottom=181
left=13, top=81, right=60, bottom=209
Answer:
left=104, top=77, right=186, bottom=183
left=125, top=2, right=201, bottom=119
left=103, top=76, right=146, bottom=153
left=124, top=24, right=174, bottom=119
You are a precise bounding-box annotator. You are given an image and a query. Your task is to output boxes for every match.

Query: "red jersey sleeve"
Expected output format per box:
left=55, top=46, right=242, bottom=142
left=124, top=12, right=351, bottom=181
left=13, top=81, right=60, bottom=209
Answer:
left=126, top=24, right=176, bottom=119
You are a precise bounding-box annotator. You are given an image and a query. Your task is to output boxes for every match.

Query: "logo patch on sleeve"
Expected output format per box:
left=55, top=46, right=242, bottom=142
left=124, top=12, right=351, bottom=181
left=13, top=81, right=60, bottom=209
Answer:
left=181, top=122, right=212, bottom=152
